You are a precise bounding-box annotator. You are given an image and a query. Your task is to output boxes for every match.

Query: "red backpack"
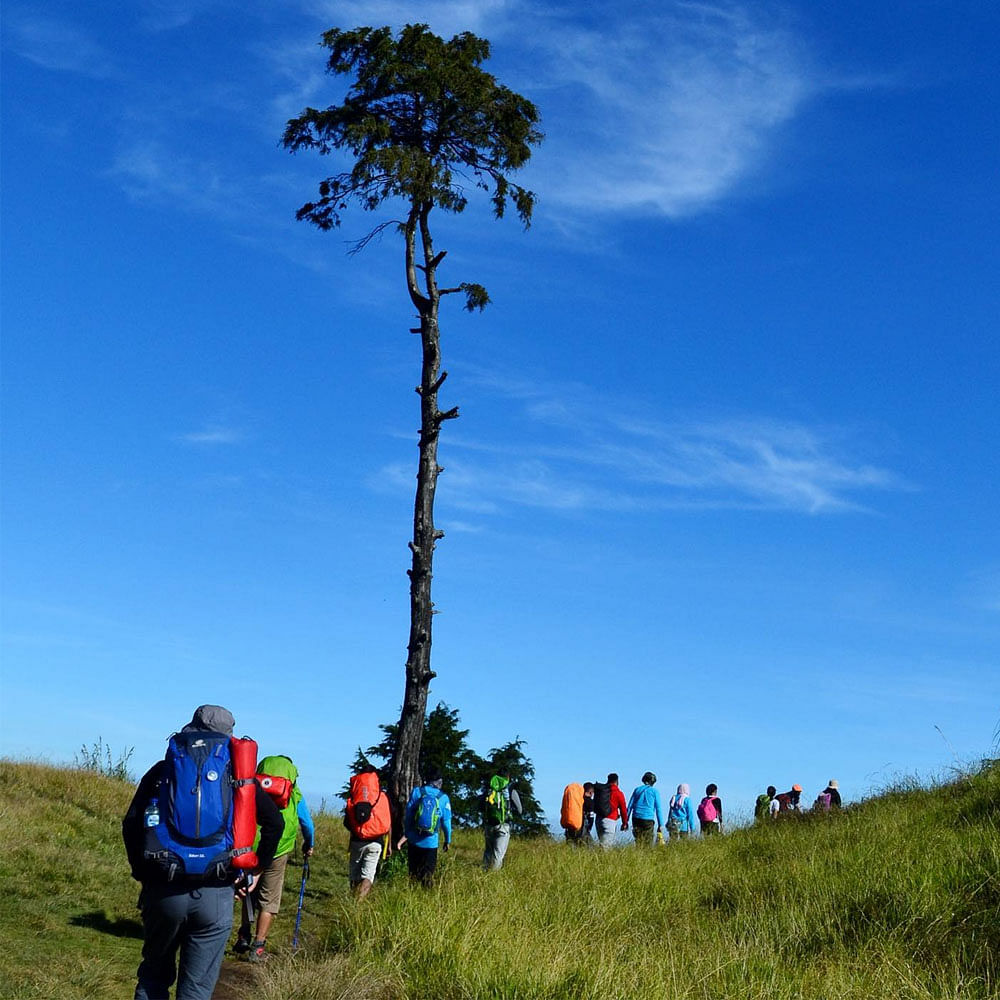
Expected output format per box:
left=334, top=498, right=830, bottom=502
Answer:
left=346, top=771, right=391, bottom=839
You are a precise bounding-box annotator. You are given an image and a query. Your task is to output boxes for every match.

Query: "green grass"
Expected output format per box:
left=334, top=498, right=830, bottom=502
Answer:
left=2, top=759, right=998, bottom=999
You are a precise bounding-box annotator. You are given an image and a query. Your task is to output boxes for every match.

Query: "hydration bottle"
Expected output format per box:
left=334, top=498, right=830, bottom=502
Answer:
left=144, top=799, right=160, bottom=828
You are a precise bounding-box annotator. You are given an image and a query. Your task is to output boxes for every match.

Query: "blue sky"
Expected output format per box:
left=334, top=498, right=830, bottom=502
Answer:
left=3, top=0, right=998, bottom=826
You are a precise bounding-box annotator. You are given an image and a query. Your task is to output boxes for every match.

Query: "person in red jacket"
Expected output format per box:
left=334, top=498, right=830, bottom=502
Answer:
left=595, top=772, right=629, bottom=848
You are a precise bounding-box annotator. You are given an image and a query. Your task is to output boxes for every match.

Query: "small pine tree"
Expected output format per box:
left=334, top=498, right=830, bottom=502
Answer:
left=479, top=738, right=547, bottom=835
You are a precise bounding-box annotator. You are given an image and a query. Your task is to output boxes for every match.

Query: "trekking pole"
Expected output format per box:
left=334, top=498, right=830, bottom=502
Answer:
left=291, top=858, right=309, bottom=953
left=239, top=870, right=255, bottom=927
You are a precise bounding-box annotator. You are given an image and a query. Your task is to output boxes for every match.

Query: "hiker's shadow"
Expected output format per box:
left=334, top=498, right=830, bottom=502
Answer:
left=71, top=910, right=144, bottom=939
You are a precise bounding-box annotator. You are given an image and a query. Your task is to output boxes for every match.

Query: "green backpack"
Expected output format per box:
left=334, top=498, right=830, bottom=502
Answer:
left=754, top=793, right=772, bottom=822
left=484, top=775, right=509, bottom=825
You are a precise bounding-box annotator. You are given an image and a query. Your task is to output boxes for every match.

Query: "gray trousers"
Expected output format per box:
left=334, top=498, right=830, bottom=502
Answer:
left=597, top=817, right=619, bottom=848
left=135, top=883, right=234, bottom=1000
left=483, top=823, right=511, bottom=870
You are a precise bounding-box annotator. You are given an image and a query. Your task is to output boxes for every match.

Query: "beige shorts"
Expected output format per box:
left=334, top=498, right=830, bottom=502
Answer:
left=254, top=852, right=290, bottom=914
left=349, top=839, right=383, bottom=884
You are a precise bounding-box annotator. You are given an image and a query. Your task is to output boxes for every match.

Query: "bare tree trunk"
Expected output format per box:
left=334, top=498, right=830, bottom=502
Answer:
left=387, top=203, right=458, bottom=824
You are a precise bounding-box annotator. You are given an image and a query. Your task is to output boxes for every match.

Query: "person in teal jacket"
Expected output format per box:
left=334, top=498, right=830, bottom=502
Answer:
left=402, top=768, right=452, bottom=887
left=666, top=783, right=698, bottom=839
left=236, top=754, right=314, bottom=962
left=627, top=772, right=664, bottom=845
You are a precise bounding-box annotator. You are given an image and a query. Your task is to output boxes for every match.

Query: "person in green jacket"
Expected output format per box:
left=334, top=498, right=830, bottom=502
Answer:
left=235, top=754, right=315, bottom=963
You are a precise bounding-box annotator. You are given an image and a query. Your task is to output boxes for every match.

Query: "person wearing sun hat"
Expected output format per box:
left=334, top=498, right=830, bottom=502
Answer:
left=775, top=784, right=803, bottom=814
left=821, top=779, right=842, bottom=808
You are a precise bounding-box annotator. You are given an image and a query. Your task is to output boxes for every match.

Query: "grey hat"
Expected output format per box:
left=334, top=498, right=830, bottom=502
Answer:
left=181, top=705, right=235, bottom=736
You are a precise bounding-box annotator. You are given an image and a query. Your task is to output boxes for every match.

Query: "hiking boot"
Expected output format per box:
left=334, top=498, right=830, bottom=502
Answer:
left=247, top=939, right=268, bottom=963
left=232, top=930, right=252, bottom=955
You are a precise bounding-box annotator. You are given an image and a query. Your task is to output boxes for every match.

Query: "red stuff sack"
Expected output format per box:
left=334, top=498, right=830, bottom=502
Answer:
left=257, top=772, right=293, bottom=810
left=230, top=736, right=259, bottom=870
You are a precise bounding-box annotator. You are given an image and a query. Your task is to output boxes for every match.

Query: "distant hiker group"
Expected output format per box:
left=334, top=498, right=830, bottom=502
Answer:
left=560, top=773, right=843, bottom=845
left=122, top=704, right=526, bottom=1000
left=341, top=764, right=524, bottom=895
left=754, top=780, right=842, bottom=821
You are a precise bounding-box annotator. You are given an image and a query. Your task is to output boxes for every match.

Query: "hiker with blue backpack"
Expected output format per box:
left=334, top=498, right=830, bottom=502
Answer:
left=122, top=705, right=283, bottom=1000
left=627, top=772, right=665, bottom=845
left=402, top=767, right=452, bottom=886
left=666, top=783, right=698, bottom=839
left=482, top=769, right=522, bottom=870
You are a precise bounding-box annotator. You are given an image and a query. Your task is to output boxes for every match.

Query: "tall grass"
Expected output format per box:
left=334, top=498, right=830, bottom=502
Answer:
left=1, top=759, right=997, bottom=999
left=74, top=737, right=135, bottom=782
left=258, top=765, right=999, bottom=1000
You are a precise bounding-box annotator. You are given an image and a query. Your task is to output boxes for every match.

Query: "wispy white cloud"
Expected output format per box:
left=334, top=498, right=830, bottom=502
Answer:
left=525, top=3, right=814, bottom=217
left=371, top=368, right=905, bottom=518
left=5, top=10, right=118, bottom=78
left=175, top=426, right=244, bottom=445
left=137, top=1, right=202, bottom=32
left=107, top=140, right=230, bottom=214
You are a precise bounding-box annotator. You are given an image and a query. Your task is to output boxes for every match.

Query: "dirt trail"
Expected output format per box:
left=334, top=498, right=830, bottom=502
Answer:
left=213, top=959, right=259, bottom=999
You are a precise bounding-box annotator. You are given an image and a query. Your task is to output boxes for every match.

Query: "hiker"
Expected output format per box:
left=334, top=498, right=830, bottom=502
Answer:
left=482, top=769, right=523, bottom=870
left=775, top=784, right=803, bottom=815
left=666, top=783, right=698, bottom=839
left=560, top=781, right=588, bottom=846
left=403, top=767, right=452, bottom=886
left=697, top=783, right=724, bottom=835
left=582, top=781, right=597, bottom=841
left=814, top=779, right=842, bottom=811
left=627, top=772, right=665, bottom=845
left=345, top=765, right=393, bottom=899
left=594, top=773, right=629, bottom=848
left=755, top=786, right=780, bottom=822
left=235, top=754, right=314, bottom=963
left=122, top=705, right=283, bottom=1000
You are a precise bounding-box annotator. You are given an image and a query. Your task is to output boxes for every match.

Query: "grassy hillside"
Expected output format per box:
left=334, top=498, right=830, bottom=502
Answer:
left=1, top=759, right=997, bottom=999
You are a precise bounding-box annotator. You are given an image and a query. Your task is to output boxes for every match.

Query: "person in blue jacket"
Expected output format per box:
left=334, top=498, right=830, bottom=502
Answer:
left=627, top=771, right=664, bottom=845
left=666, top=783, right=698, bottom=839
left=402, top=768, right=452, bottom=887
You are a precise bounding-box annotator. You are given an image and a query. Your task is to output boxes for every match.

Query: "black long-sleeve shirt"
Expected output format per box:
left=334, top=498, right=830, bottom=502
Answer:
left=123, top=760, right=283, bottom=885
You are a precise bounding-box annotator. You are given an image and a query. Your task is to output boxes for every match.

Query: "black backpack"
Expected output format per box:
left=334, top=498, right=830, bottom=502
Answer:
left=593, top=782, right=612, bottom=816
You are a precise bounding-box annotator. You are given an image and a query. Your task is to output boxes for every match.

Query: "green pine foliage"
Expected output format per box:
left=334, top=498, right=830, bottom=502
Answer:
left=347, top=702, right=547, bottom=832
left=2, top=758, right=997, bottom=999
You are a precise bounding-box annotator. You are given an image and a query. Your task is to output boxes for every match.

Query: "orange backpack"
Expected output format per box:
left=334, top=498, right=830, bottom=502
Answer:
left=560, top=782, right=584, bottom=830
left=346, top=771, right=391, bottom=839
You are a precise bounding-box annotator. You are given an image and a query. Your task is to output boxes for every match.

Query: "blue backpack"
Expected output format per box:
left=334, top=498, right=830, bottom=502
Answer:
left=143, top=731, right=237, bottom=882
left=667, top=794, right=688, bottom=833
left=415, top=786, right=441, bottom=836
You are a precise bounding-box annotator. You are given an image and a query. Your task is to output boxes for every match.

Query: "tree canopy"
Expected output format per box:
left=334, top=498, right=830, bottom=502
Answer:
left=283, top=24, right=541, bottom=308
left=348, top=701, right=547, bottom=834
